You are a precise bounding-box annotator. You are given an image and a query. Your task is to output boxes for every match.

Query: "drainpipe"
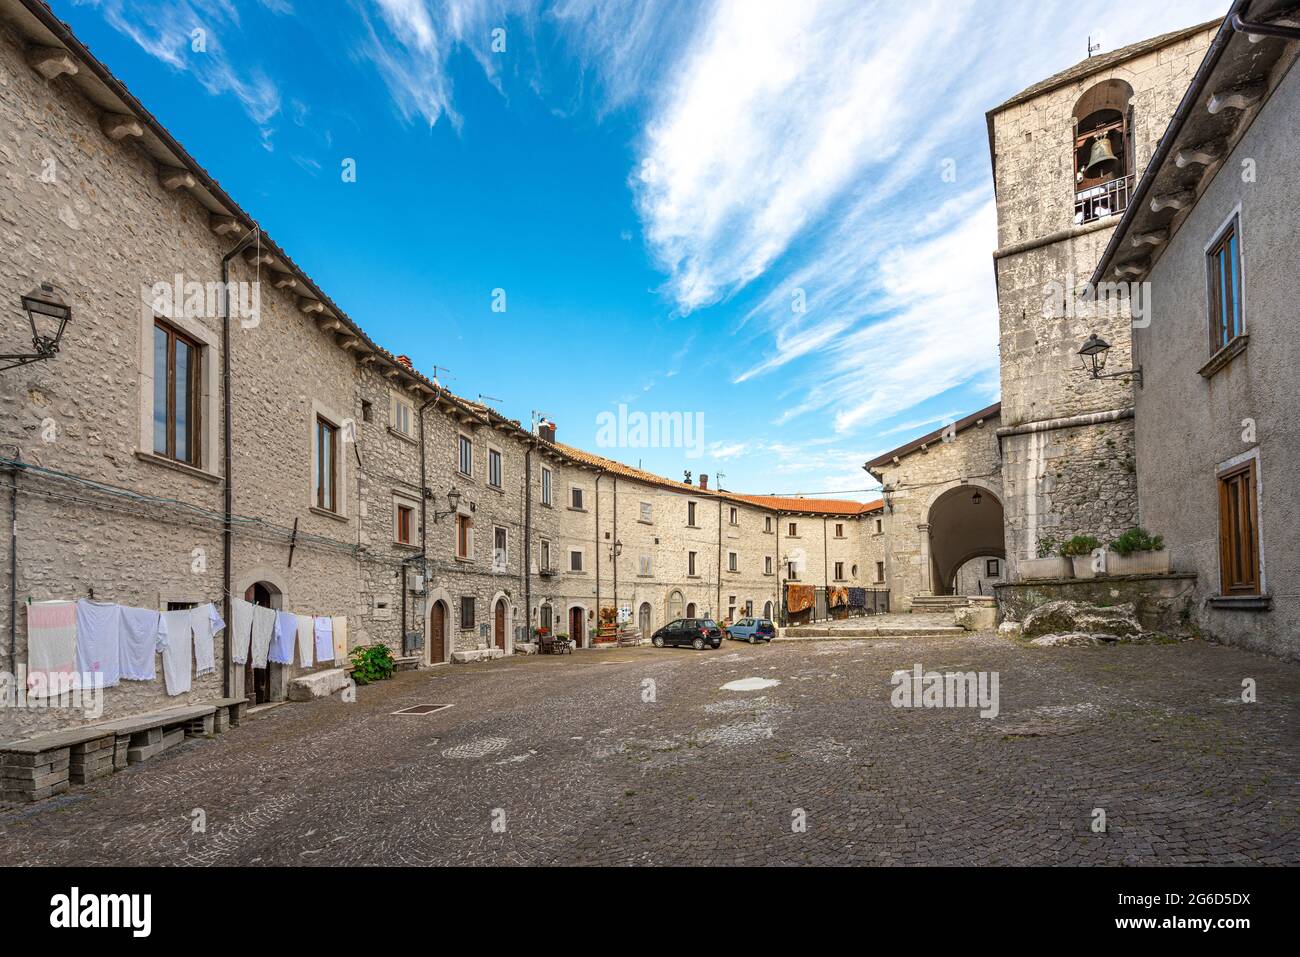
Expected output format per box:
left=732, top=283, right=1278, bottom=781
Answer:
left=417, top=393, right=439, bottom=652
left=1231, top=9, right=1300, bottom=40
left=219, top=231, right=256, bottom=699
left=593, top=469, right=603, bottom=648
left=612, top=476, right=618, bottom=632
left=715, top=498, right=722, bottom=619
left=822, top=516, right=830, bottom=621
left=7, top=449, right=20, bottom=678
left=776, top=510, right=783, bottom=626
left=524, top=439, right=532, bottom=644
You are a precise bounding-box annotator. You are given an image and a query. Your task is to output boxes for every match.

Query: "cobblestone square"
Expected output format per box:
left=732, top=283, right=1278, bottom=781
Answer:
left=2, top=634, right=1296, bottom=866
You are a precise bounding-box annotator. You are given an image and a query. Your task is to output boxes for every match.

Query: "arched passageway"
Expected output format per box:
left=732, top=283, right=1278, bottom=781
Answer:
left=927, top=486, right=1005, bottom=597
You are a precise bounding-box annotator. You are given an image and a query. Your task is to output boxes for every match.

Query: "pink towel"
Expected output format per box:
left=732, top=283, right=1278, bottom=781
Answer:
left=26, top=600, right=77, bottom=699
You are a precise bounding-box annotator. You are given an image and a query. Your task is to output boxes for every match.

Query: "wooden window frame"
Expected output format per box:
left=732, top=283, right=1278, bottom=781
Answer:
left=391, top=392, right=414, bottom=437
left=459, top=596, right=475, bottom=630
left=540, top=467, right=553, bottom=506
left=488, top=447, right=503, bottom=489
left=153, top=319, right=202, bottom=466
left=315, top=416, right=339, bottom=512
left=688, top=551, right=698, bottom=576
left=1206, top=213, right=1243, bottom=354
left=457, top=434, right=473, bottom=477
left=569, top=549, right=584, bottom=573
left=395, top=503, right=414, bottom=545
left=728, top=551, right=738, bottom=572
left=1217, top=458, right=1261, bottom=596
left=455, top=513, right=471, bottom=560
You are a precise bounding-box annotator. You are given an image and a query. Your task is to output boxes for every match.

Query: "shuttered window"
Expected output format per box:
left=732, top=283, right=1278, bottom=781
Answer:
left=1218, top=460, right=1260, bottom=595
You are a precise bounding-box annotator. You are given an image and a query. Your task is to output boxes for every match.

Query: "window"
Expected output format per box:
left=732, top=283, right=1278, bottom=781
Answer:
left=458, top=434, right=473, bottom=476
left=744, top=600, right=753, bottom=617
left=787, top=561, right=798, bottom=581
left=764, top=516, right=772, bottom=533
left=875, top=518, right=883, bottom=534
left=788, top=522, right=797, bottom=537
left=493, top=526, right=507, bottom=570
left=314, top=416, right=338, bottom=512
left=459, top=596, right=475, bottom=629
left=1207, top=215, right=1243, bottom=352
left=541, top=467, right=553, bottom=506
left=688, top=551, right=698, bottom=576
left=639, top=501, right=653, bottom=523
left=540, top=540, right=551, bottom=571
left=729, top=507, right=738, bottom=525
left=1072, top=80, right=1133, bottom=224
left=361, top=399, right=373, bottom=423
left=985, top=558, right=1000, bottom=577
left=687, top=501, right=697, bottom=526
left=876, top=561, right=885, bottom=583
left=391, top=393, right=414, bottom=437
left=540, top=603, right=552, bottom=632
left=764, top=556, right=773, bottom=575
left=153, top=321, right=201, bottom=465
left=488, top=448, right=502, bottom=489
left=395, top=503, right=414, bottom=544
left=834, top=561, right=844, bottom=580
left=639, top=552, right=653, bottom=576
left=456, top=513, right=471, bottom=559
left=728, top=552, right=738, bottom=572
left=570, top=486, right=584, bottom=510
left=835, top=523, right=844, bottom=538
left=569, top=549, right=584, bottom=572
left=1218, top=459, right=1260, bottom=595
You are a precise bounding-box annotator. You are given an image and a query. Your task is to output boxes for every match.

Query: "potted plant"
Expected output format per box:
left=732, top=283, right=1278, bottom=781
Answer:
left=1108, top=527, right=1168, bottom=575
left=1060, top=535, right=1104, bottom=578
left=1019, top=535, right=1073, bottom=580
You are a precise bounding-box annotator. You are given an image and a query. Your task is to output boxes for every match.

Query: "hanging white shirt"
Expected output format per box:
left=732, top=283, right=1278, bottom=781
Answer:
left=269, top=610, right=297, bottom=665
left=190, top=603, right=223, bottom=677
left=314, top=616, right=334, bottom=663
left=230, top=597, right=255, bottom=666
left=161, top=608, right=193, bottom=696
left=75, top=599, right=122, bottom=689
left=119, top=605, right=167, bottom=681
left=296, top=614, right=314, bottom=668
left=250, top=604, right=276, bottom=668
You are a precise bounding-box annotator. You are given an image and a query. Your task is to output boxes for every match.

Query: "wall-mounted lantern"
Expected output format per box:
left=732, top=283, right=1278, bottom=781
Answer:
left=1077, top=333, right=1142, bottom=386
left=432, top=485, right=463, bottom=522
left=2, top=282, right=72, bottom=372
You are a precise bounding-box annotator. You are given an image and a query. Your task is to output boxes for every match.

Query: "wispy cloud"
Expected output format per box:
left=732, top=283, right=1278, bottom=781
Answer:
left=79, top=0, right=284, bottom=127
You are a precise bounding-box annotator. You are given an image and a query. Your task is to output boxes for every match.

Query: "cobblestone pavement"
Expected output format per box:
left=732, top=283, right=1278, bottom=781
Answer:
left=2, top=633, right=1297, bottom=865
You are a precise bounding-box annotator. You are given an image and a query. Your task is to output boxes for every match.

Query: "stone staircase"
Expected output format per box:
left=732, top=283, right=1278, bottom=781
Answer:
left=908, top=595, right=972, bottom=612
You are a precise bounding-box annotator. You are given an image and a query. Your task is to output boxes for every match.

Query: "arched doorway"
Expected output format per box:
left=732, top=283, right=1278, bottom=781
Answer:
left=926, top=485, right=1006, bottom=597
left=763, top=600, right=773, bottom=620
left=685, top=602, right=697, bottom=618
left=666, top=589, right=684, bottom=621
left=244, top=580, right=281, bottom=705
left=638, top=602, right=652, bottom=640
left=494, top=598, right=508, bottom=651
left=569, top=606, right=585, bottom=648
left=429, top=600, right=448, bottom=665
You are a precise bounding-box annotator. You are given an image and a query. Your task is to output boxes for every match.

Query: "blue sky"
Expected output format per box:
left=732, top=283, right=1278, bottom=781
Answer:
left=58, top=0, right=1228, bottom=498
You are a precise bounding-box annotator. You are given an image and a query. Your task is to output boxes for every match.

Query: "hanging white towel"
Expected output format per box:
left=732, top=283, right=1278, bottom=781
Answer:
left=269, top=610, right=297, bottom=665
left=161, top=609, right=193, bottom=696
left=75, top=599, right=122, bottom=689
left=331, top=615, right=348, bottom=663
left=296, top=614, right=314, bottom=668
left=230, top=597, right=255, bottom=665
left=26, top=600, right=77, bottom=699
left=250, top=604, right=276, bottom=668
left=190, top=603, right=223, bottom=676
left=314, top=615, right=334, bottom=663
left=119, top=605, right=167, bottom=681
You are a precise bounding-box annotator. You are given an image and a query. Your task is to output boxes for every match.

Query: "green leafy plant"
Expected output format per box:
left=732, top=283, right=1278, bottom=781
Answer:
left=349, top=643, right=395, bottom=685
left=1060, top=534, right=1101, bottom=557
left=1110, top=526, right=1164, bottom=556
left=1036, top=535, right=1059, bottom=559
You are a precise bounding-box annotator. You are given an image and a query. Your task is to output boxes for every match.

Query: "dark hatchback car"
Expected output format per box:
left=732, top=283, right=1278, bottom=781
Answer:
left=651, top=618, right=723, bottom=650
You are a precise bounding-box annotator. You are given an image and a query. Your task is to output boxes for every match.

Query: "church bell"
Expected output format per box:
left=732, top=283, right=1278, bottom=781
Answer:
left=1083, top=134, right=1119, bottom=178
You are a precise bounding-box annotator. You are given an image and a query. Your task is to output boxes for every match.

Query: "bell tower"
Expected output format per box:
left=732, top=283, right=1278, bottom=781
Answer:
left=986, top=21, right=1219, bottom=578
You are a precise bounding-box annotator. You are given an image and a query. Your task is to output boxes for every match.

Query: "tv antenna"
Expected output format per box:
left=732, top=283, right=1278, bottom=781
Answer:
left=1088, top=35, right=1102, bottom=57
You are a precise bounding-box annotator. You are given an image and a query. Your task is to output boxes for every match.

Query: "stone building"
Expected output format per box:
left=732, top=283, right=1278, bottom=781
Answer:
left=0, top=0, right=890, bottom=740
left=1089, top=0, right=1300, bottom=661
left=865, top=405, right=1003, bottom=611
left=986, top=20, right=1219, bottom=576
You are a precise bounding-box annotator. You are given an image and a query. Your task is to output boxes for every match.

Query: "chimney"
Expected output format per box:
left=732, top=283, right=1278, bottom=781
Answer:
left=699, top=474, right=709, bottom=490
left=396, top=354, right=413, bottom=369
left=538, top=419, right=556, bottom=443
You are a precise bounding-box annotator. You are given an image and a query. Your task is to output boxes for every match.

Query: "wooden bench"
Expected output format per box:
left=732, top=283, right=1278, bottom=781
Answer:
left=1, top=697, right=247, bottom=803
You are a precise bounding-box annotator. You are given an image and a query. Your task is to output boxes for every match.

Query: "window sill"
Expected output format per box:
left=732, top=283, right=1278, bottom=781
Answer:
left=454, top=555, right=473, bottom=564
left=568, top=507, right=588, bottom=513
left=637, top=519, right=653, bottom=526
left=393, top=541, right=421, bottom=551
left=1198, top=334, right=1248, bottom=379
left=310, top=506, right=348, bottom=523
left=685, top=524, right=701, bottom=530
left=1207, top=594, right=1272, bottom=612
left=135, top=451, right=220, bottom=484
left=387, top=427, right=417, bottom=445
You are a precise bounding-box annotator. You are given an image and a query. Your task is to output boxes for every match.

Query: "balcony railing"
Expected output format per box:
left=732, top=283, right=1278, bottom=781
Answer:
left=1075, top=174, right=1133, bottom=225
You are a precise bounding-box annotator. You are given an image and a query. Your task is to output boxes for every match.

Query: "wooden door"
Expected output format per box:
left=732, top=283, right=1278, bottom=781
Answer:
left=638, top=603, right=651, bottom=640
left=570, top=607, right=584, bottom=647
left=494, top=599, right=507, bottom=650
left=430, top=601, right=446, bottom=664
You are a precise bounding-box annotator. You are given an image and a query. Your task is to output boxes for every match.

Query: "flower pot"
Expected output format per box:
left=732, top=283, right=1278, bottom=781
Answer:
left=1107, top=550, right=1169, bottom=575
left=1070, top=555, right=1100, bottom=579
left=1020, top=557, right=1073, bottom=581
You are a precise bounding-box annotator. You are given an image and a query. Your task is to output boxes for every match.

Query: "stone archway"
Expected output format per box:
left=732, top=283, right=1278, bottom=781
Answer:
left=638, top=602, right=652, bottom=641
left=926, top=484, right=1006, bottom=597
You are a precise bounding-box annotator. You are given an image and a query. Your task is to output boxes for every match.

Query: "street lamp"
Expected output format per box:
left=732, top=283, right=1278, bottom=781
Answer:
left=2, top=282, right=72, bottom=372
left=432, top=485, right=463, bottom=522
left=972, top=490, right=983, bottom=506
left=1077, top=333, right=1142, bottom=386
